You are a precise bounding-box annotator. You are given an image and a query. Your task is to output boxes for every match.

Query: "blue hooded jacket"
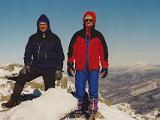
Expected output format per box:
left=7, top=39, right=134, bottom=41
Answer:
left=24, top=14, right=64, bottom=70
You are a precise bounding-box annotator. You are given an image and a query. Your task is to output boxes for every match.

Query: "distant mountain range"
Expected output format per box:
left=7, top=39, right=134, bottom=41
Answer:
left=100, top=61, right=160, bottom=114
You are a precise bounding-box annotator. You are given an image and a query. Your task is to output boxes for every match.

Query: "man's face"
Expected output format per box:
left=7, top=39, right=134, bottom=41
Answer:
left=85, top=19, right=94, bottom=28
left=39, top=22, right=48, bottom=32
left=84, top=15, right=94, bottom=29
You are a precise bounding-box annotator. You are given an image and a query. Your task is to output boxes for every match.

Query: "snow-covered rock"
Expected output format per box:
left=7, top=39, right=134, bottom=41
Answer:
left=0, top=87, right=139, bottom=120
left=0, top=88, right=77, bottom=120
left=99, top=102, right=136, bottom=120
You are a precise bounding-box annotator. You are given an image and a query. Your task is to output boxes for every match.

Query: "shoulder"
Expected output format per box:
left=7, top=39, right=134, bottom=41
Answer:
left=93, top=29, right=104, bottom=38
left=29, top=33, right=39, bottom=40
left=49, top=32, right=61, bottom=43
left=50, top=32, right=59, bottom=38
left=73, top=29, right=85, bottom=38
left=26, top=33, right=39, bottom=44
left=92, top=29, right=107, bottom=44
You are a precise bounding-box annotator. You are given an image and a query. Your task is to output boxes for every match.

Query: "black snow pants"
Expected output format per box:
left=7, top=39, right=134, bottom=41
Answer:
left=15, top=65, right=56, bottom=91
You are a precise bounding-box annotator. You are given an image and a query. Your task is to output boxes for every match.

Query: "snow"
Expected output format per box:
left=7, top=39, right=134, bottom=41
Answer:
left=0, top=87, right=77, bottom=120
left=0, top=87, right=138, bottom=120
left=0, top=66, right=21, bottom=77
left=0, top=78, right=12, bottom=96
left=32, top=77, right=44, bottom=83
left=130, top=61, right=150, bottom=66
left=0, top=78, right=8, bottom=85
left=0, top=64, right=140, bottom=120
left=127, top=61, right=160, bottom=71
left=0, top=69, right=10, bottom=77
left=99, top=102, right=135, bottom=120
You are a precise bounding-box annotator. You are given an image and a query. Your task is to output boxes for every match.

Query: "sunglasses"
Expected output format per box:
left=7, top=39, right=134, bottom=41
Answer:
left=85, top=19, right=93, bottom=22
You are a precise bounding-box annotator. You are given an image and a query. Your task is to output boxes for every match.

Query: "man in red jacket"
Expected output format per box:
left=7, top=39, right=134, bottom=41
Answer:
left=67, top=11, right=109, bottom=115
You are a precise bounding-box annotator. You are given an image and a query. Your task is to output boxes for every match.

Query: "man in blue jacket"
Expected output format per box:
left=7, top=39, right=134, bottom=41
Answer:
left=2, top=14, right=65, bottom=108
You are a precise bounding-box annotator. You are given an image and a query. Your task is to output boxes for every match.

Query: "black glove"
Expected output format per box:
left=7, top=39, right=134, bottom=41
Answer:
left=5, top=73, right=19, bottom=81
left=55, top=70, right=63, bottom=80
left=19, top=65, right=31, bottom=75
left=67, top=62, right=75, bottom=77
left=100, top=68, right=108, bottom=78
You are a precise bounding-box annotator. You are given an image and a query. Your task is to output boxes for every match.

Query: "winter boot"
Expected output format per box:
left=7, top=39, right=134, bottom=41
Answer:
left=88, top=98, right=98, bottom=114
left=75, top=100, right=83, bottom=117
left=82, top=92, right=90, bottom=113
left=1, top=83, right=24, bottom=108
left=1, top=94, right=17, bottom=108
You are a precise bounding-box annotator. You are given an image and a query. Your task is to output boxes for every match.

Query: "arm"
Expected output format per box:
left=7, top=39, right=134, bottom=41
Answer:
left=67, top=33, right=77, bottom=63
left=24, top=37, right=33, bottom=65
left=55, top=36, right=65, bottom=70
left=67, top=33, right=77, bottom=76
left=98, top=32, right=109, bottom=68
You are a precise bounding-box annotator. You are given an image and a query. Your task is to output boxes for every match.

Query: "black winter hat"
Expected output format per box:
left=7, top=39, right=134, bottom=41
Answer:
left=37, top=14, right=50, bottom=27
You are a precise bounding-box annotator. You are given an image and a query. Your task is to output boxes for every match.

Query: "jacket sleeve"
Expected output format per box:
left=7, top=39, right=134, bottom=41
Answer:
left=67, top=33, right=77, bottom=63
left=24, top=37, right=33, bottom=65
left=98, top=32, right=109, bottom=68
left=55, top=36, right=65, bottom=70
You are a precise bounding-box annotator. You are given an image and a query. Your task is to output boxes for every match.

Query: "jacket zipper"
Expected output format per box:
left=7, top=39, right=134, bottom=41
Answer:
left=45, top=51, right=47, bottom=59
left=38, top=43, right=41, bottom=59
left=85, top=35, right=90, bottom=70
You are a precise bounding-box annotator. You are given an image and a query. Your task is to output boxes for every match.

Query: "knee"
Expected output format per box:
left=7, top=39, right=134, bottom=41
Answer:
left=44, top=81, right=55, bottom=91
left=16, top=78, right=26, bottom=86
left=16, top=81, right=26, bottom=86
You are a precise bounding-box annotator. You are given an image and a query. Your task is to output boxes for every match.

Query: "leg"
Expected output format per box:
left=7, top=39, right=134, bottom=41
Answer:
left=2, top=66, right=41, bottom=108
left=42, top=70, right=56, bottom=91
left=75, top=70, right=87, bottom=101
left=16, top=65, right=42, bottom=86
left=88, top=70, right=99, bottom=113
left=1, top=82, right=24, bottom=108
left=75, top=70, right=87, bottom=114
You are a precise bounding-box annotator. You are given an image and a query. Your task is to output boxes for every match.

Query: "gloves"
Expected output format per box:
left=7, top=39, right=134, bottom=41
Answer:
left=19, top=65, right=31, bottom=75
left=67, top=62, right=75, bottom=77
left=100, top=68, right=108, bottom=78
left=55, top=70, right=63, bottom=80
left=5, top=73, right=19, bottom=81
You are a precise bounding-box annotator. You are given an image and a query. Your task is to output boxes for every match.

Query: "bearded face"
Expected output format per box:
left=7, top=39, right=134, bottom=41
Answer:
left=38, top=22, right=48, bottom=32
left=84, top=19, right=94, bottom=29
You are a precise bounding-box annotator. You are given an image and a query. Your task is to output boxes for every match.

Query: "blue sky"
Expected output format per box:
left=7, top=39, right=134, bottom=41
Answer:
left=0, top=0, right=160, bottom=67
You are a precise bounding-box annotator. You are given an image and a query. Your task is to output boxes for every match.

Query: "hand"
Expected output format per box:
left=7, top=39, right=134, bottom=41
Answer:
left=5, top=73, right=19, bottom=81
left=55, top=70, right=63, bottom=80
left=19, top=65, right=30, bottom=75
left=100, top=68, right=108, bottom=78
left=67, top=62, right=75, bottom=77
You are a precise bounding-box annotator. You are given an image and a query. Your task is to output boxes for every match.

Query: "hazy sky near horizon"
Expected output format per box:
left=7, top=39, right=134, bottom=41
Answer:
left=0, top=0, right=159, bottom=67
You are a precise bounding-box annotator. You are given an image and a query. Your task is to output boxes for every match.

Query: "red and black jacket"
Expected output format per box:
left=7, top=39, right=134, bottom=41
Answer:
left=67, top=29, right=109, bottom=71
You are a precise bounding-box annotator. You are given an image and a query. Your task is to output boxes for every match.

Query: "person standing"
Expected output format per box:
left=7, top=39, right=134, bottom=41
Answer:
left=2, top=14, right=64, bottom=108
left=67, top=11, right=109, bottom=115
